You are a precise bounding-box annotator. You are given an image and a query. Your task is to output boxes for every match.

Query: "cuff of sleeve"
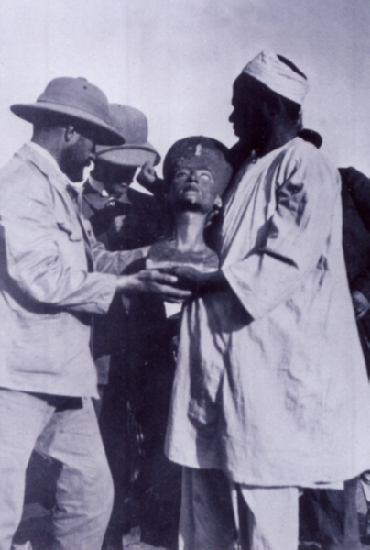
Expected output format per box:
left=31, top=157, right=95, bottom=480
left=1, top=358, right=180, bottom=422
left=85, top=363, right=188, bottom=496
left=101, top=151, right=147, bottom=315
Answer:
left=94, top=273, right=117, bottom=314
left=222, top=267, right=261, bottom=320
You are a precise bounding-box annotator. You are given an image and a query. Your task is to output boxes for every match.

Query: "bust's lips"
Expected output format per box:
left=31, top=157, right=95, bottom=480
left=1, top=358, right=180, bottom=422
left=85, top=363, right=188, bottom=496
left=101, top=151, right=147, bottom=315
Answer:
left=181, top=182, right=201, bottom=202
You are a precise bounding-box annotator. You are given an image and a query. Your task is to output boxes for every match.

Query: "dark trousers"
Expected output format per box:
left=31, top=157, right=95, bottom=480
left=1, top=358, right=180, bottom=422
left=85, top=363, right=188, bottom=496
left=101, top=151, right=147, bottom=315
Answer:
left=304, top=479, right=362, bottom=550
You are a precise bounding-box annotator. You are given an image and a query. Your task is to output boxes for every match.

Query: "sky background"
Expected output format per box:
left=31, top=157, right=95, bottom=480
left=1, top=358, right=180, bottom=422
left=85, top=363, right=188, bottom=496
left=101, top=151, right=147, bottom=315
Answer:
left=0, top=0, right=369, bottom=173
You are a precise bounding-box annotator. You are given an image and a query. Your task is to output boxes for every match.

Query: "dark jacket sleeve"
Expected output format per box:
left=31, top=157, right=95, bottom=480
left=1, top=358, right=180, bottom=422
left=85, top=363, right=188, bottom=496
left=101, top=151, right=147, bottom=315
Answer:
left=340, top=167, right=370, bottom=233
left=340, top=168, right=370, bottom=301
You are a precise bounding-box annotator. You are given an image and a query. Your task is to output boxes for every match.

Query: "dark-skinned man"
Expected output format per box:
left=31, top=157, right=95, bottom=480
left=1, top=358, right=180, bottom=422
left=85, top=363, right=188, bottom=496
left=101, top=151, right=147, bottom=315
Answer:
left=164, top=51, right=370, bottom=550
left=0, top=77, right=189, bottom=550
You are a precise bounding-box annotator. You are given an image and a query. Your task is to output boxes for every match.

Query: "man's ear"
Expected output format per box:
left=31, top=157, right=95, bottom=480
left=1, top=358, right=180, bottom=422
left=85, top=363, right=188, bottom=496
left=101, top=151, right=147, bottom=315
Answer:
left=262, top=96, right=281, bottom=119
left=64, top=126, right=78, bottom=143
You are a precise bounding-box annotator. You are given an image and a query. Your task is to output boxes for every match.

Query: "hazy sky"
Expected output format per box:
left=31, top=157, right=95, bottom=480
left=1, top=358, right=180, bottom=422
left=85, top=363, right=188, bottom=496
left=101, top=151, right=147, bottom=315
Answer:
left=0, top=0, right=369, bottom=172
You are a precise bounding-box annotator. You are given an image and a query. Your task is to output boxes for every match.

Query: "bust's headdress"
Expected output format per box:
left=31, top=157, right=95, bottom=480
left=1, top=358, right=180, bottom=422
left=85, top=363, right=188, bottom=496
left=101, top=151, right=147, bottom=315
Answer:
left=163, top=136, right=233, bottom=193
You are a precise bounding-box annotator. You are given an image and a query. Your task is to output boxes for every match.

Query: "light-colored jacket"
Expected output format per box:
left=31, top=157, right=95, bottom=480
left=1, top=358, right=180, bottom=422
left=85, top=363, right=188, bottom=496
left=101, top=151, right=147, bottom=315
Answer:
left=0, top=143, right=145, bottom=397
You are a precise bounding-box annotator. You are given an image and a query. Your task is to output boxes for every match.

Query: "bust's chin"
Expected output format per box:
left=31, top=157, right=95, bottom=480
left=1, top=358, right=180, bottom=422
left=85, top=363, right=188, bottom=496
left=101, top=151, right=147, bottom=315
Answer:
left=174, top=199, right=208, bottom=214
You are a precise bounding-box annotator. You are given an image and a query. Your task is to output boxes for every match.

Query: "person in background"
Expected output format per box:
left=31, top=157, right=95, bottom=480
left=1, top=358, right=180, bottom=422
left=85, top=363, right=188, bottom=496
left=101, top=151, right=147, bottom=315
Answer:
left=340, top=167, right=370, bottom=341
left=82, top=104, right=165, bottom=252
left=164, top=50, right=370, bottom=550
left=80, top=104, right=176, bottom=549
left=307, top=166, right=370, bottom=549
left=0, top=77, right=188, bottom=550
left=340, top=167, right=370, bottom=373
left=81, top=104, right=164, bottom=411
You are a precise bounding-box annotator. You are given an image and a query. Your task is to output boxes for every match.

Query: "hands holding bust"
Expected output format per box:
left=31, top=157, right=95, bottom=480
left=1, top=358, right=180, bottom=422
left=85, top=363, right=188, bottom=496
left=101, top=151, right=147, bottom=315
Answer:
left=147, top=136, right=233, bottom=296
left=115, top=268, right=191, bottom=303
left=115, top=136, right=233, bottom=302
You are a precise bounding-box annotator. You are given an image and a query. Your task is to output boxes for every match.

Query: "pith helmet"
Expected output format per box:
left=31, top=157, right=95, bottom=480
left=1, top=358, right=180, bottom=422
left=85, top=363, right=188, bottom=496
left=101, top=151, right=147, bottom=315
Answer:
left=11, top=77, right=125, bottom=146
left=95, top=104, right=160, bottom=167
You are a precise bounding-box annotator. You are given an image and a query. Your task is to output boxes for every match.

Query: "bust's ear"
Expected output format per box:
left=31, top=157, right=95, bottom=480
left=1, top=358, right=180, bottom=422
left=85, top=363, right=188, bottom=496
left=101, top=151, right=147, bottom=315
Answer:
left=214, top=195, right=223, bottom=209
left=205, top=195, right=223, bottom=228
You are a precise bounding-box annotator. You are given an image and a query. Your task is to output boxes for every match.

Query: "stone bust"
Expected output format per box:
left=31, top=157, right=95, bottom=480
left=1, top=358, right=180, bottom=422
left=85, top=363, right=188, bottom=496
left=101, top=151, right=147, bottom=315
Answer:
left=147, top=137, right=233, bottom=273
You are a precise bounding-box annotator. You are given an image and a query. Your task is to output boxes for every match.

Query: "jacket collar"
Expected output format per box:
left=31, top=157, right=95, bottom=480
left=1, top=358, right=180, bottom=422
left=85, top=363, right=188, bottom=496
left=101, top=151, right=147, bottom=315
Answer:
left=16, top=142, right=72, bottom=195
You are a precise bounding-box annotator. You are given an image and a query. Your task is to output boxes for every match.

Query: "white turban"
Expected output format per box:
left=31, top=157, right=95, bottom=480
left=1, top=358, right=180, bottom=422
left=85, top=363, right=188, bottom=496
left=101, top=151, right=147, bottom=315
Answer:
left=243, top=50, right=309, bottom=106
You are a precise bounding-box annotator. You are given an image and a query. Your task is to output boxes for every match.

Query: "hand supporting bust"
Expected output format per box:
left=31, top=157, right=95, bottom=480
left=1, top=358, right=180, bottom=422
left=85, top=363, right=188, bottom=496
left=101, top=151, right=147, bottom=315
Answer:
left=145, top=137, right=233, bottom=298
left=162, top=265, right=228, bottom=294
left=115, top=269, right=191, bottom=303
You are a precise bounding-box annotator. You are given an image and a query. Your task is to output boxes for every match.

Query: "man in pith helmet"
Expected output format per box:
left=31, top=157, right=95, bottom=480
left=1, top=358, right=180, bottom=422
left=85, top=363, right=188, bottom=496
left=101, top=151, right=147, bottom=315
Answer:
left=0, top=77, right=189, bottom=550
left=82, top=104, right=164, bottom=251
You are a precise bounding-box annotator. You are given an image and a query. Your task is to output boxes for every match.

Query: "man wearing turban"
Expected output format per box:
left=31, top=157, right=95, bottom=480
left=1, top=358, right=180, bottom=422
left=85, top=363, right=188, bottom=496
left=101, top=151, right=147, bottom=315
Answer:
left=165, top=51, right=370, bottom=549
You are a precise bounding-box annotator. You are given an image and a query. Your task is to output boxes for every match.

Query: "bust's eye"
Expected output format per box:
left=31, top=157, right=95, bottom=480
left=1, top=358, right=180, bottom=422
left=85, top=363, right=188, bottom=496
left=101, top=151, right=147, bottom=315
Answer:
left=174, top=170, right=190, bottom=180
left=199, top=171, right=213, bottom=182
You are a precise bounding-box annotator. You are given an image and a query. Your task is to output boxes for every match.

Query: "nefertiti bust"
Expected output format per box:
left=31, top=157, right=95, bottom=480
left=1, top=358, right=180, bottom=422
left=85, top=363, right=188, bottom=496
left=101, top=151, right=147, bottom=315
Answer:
left=147, top=136, right=233, bottom=273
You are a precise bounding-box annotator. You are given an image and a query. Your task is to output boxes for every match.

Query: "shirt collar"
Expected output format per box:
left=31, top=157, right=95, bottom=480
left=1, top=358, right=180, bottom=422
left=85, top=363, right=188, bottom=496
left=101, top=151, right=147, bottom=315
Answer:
left=87, top=176, right=132, bottom=205
left=88, top=176, right=109, bottom=197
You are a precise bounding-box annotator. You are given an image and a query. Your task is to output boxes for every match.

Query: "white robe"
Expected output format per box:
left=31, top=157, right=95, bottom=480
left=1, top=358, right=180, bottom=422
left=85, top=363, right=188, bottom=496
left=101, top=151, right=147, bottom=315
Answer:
left=166, top=137, right=370, bottom=488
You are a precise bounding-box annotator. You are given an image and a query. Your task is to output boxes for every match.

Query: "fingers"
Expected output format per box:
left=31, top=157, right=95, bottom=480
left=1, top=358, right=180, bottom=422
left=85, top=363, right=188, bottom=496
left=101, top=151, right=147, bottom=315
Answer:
left=150, top=281, right=191, bottom=301
left=124, top=270, right=192, bottom=300
left=138, top=269, right=179, bottom=284
left=137, top=161, right=156, bottom=184
left=160, top=288, right=192, bottom=302
left=163, top=266, right=182, bottom=275
left=141, top=160, right=154, bottom=172
left=159, top=266, right=197, bottom=280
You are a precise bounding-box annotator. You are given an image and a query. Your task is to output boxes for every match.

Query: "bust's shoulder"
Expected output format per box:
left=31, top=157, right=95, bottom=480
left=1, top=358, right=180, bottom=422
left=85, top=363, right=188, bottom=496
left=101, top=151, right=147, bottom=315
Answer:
left=147, top=238, right=219, bottom=272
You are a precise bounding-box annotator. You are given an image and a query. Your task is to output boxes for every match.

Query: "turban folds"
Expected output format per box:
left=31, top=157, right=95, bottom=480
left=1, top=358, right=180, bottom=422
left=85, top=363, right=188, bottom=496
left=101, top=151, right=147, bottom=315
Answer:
left=243, top=50, right=309, bottom=105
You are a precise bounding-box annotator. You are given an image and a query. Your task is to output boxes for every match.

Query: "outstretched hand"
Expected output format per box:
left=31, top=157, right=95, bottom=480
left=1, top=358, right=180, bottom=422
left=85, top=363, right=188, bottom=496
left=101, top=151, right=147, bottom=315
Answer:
left=137, top=161, right=158, bottom=186
left=162, top=266, right=225, bottom=293
left=136, top=161, right=167, bottom=196
left=116, top=269, right=192, bottom=303
left=163, top=266, right=208, bottom=290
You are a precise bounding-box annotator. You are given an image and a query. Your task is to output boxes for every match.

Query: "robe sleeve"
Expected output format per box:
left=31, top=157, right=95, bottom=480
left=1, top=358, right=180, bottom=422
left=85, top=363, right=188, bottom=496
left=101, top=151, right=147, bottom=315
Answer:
left=222, top=147, right=341, bottom=320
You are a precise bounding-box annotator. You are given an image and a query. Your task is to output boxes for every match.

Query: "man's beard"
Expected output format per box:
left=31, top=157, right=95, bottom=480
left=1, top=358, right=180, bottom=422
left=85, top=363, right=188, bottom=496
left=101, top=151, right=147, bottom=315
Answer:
left=60, top=147, right=90, bottom=182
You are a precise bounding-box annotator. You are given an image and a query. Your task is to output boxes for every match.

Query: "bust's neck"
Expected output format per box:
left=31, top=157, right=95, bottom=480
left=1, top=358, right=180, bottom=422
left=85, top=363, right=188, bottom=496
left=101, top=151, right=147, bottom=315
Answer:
left=172, top=210, right=208, bottom=253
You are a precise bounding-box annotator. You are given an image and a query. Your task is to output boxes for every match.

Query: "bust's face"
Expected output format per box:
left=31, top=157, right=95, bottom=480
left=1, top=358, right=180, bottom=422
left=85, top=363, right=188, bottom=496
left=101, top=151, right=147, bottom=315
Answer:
left=169, top=168, right=218, bottom=213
